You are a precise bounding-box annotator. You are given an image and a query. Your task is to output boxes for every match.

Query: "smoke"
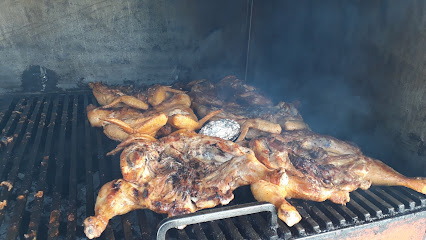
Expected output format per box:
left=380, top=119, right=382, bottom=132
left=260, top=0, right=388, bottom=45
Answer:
left=246, top=1, right=418, bottom=174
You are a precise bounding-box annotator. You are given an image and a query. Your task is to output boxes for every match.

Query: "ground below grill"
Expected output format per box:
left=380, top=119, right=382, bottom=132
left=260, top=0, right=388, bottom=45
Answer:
left=0, top=93, right=425, bottom=240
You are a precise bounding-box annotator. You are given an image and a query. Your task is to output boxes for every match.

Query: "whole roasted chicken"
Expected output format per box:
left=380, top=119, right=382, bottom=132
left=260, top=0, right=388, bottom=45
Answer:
left=188, top=76, right=309, bottom=141
left=83, top=131, right=284, bottom=239
left=249, top=130, right=426, bottom=227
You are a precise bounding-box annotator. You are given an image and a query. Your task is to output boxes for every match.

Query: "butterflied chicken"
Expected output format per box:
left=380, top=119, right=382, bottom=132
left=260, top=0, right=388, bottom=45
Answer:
left=86, top=103, right=221, bottom=142
left=89, top=82, right=149, bottom=110
left=189, top=76, right=309, bottom=141
left=83, top=131, right=284, bottom=239
left=89, top=82, right=190, bottom=110
left=86, top=104, right=168, bottom=141
left=249, top=130, right=426, bottom=227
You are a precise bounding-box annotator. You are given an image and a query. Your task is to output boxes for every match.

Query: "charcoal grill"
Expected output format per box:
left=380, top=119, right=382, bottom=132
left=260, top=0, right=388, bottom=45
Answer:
left=0, top=93, right=425, bottom=240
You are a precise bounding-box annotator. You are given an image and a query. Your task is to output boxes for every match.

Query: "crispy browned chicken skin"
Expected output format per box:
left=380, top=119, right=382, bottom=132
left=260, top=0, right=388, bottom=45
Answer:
left=83, top=131, right=284, bottom=239
left=249, top=130, right=426, bottom=226
left=188, top=76, right=309, bottom=141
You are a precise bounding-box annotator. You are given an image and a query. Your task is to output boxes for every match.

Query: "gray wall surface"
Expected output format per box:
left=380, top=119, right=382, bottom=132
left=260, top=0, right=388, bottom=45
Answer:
left=248, top=1, right=426, bottom=175
left=0, top=0, right=249, bottom=92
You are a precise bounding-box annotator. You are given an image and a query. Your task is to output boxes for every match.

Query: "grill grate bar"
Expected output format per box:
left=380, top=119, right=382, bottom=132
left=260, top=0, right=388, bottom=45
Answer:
left=277, top=221, right=292, bottom=240
left=0, top=98, right=25, bottom=144
left=346, top=198, right=371, bottom=221
left=236, top=215, right=262, bottom=239
left=0, top=98, right=27, bottom=185
left=95, top=130, right=115, bottom=240
left=0, top=97, right=40, bottom=226
left=351, top=191, right=383, bottom=218
left=5, top=96, right=50, bottom=240
left=291, top=222, right=307, bottom=237
left=191, top=223, right=208, bottom=240
left=321, top=203, right=346, bottom=226
left=251, top=214, right=278, bottom=239
left=207, top=221, right=226, bottom=240
left=84, top=95, right=95, bottom=218
left=363, top=189, right=395, bottom=214
left=336, top=204, right=358, bottom=224
left=387, top=187, right=416, bottom=209
left=26, top=96, right=60, bottom=238
left=66, top=95, right=79, bottom=239
left=309, top=205, right=334, bottom=230
left=223, top=218, right=244, bottom=240
left=297, top=207, right=320, bottom=234
left=372, top=187, right=405, bottom=212
left=0, top=97, right=15, bottom=132
left=47, top=95, right=69, bottom=240
left=400, top=188, right=426, bottom=207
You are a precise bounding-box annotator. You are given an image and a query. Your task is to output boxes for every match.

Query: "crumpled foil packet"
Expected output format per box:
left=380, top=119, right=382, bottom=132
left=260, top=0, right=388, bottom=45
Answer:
left=199, top=119, right=240, bottom=141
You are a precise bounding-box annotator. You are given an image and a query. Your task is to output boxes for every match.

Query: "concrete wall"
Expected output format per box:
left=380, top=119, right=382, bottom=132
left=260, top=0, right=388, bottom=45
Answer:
left=248, top=0, right=426, bottom=175
left=0, top=0, right=249, bottom=92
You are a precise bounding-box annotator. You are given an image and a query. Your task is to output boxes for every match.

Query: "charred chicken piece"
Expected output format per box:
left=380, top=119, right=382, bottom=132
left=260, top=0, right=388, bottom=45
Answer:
left=188, top=76, right=273, bottom=106
left=84, top=131, right=284, bottom=239
left=189, top=76, right=308, bottom=141
left=89, top=82, right=149, bottom=110
left=249, top=130, right=426, bottom=227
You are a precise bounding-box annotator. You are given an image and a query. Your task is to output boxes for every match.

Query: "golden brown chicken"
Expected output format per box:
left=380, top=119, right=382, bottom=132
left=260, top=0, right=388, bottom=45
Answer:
left=86, top=104, right=168, bottom=141
left=249, top=130, right=426, bottom=227
left=83, top=131, right=285, bottom=239
left=87, top=103, right=222, bottom=142
left=89, top=82, right=149, bottom=110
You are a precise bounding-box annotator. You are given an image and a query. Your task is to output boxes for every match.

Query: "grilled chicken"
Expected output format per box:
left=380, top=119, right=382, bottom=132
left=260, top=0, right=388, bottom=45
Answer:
left=83, top=131, right=284, bottom=239
left=249, top=130, right=426, bottom=227
left=87, top=103, right=222, bottom=142
left=89, top=82, right=149, bottom=110
left=89, top=82, right=190, bottom=110
left=86, top=104, right=168, bottom=141
left=188, top=76, right=309, bottom=141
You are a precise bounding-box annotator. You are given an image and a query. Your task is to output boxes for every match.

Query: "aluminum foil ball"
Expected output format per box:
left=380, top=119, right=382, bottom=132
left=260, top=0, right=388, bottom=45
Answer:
left=199, top=119, right=240, bottom=141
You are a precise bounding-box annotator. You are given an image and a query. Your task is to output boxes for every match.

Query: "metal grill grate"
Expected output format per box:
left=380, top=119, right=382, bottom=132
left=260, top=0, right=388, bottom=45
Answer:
left=0, top=93, right=425, bottom=240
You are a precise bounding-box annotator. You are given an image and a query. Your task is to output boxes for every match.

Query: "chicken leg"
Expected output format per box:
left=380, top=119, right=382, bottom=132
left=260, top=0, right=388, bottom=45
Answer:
left=362, top=158, right=426, bottom=194
left=251, top=180, right=301, bottom=227
left=84, top=179, right=150, bottom=239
